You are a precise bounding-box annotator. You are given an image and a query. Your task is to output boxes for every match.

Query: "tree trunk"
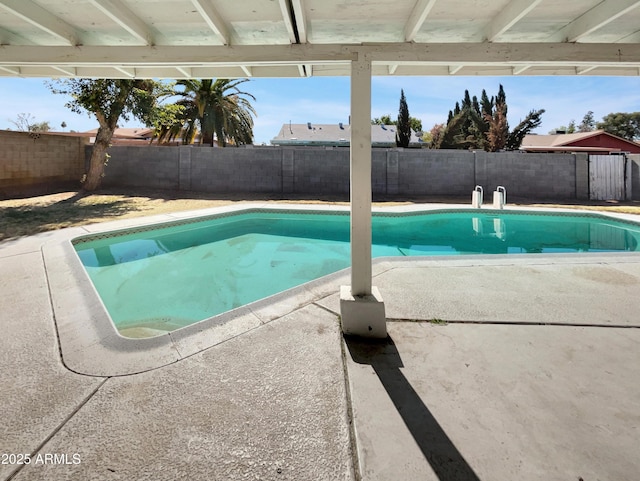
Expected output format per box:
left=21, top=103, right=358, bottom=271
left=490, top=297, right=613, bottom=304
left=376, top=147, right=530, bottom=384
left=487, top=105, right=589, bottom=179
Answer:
left=83, top=125, right=115, bottom=191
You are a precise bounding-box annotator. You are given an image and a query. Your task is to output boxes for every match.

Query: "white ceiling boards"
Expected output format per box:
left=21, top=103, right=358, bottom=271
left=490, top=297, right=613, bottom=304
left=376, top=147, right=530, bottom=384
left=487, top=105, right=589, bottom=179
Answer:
left=0, top=0, right=639, bottom=78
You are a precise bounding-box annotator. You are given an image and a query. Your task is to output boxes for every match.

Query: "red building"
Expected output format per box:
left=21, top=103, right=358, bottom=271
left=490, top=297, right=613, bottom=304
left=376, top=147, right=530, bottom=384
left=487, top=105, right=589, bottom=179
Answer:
left=521, top=130, right=640, bottom=154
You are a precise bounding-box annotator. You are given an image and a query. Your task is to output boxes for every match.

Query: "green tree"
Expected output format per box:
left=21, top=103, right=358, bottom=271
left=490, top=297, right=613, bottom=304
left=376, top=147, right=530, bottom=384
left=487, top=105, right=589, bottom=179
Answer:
left=505, top=109, right=545, bottom=151
left=578, top=111, right=595, bottom=132
left=596, top=112, right=640, bottom=141
left=151, top=103, right=187, bottom=145
left=372, top=113, right=422, bottom=133
left=49, top=79, right=165, bottom=191
left=30, top=121, right=51, bottom=132
left=372, top=114, right=394, bottom=125
left=173, top=79, right=256, bottom=147
left=436, top=84, right=543, bottom=151
left=396, top=89, right=411, bottom=147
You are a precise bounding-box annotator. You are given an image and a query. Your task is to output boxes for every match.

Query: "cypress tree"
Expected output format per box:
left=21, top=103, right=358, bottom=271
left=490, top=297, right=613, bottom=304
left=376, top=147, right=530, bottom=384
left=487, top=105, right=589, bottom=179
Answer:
left=396, top=89, right=411, bottom=148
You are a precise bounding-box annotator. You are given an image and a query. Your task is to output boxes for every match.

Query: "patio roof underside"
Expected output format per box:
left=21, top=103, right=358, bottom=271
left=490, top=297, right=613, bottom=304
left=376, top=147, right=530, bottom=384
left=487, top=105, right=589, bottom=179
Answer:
left=1, top=0, right=640, bottom=79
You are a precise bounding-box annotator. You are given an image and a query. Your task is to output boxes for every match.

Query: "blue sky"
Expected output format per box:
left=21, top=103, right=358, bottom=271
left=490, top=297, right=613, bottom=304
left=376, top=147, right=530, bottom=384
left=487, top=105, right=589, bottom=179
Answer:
left=1, top=76, right=639, bottom=144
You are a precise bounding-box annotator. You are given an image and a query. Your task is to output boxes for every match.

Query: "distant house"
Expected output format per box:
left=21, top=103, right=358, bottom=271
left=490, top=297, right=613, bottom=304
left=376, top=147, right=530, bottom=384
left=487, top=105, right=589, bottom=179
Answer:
left=83, top=127, right=154, bottom=145
left=521, top=130, right=640, bottom=154
left=271, top=122, right=424, bottom=148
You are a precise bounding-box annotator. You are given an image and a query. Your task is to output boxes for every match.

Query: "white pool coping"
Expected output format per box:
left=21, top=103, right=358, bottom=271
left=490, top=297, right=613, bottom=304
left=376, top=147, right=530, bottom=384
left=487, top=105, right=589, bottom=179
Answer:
left=42, top=203, right=640, bottom=376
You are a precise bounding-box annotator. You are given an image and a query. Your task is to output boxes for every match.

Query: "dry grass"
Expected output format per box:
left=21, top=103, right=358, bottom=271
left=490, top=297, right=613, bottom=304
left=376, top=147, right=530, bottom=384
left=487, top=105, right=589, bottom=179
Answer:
left=1, top=187, right=639, bottom=242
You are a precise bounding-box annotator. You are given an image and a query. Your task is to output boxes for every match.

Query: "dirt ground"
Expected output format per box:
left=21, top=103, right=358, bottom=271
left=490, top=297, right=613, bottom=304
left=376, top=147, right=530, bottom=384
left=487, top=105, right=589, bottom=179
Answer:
left=1, top=187, right=639, bottom=241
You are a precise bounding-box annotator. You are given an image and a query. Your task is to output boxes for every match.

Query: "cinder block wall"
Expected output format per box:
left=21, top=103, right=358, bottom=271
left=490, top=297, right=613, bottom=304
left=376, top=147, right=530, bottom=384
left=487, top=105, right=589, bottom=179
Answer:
left=397, top=150, right=475, bottom=195
left=476, top=151, right=577, bottom=199
left=0, top=130, right=88, bottom=194
left=98, top=145, right=180, bottom=189
left=95, top=145, right=582, bottom=200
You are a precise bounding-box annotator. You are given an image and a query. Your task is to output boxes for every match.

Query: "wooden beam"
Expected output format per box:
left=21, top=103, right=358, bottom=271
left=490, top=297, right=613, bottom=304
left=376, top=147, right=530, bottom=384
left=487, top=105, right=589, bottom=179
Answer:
left=576, top=66, right=598, bottom=74
left=114, top=66, right=135, bottom=77
left=512, top=65, right=530, bottom=74
left=1, top=43, right=639, bottom=76
left=88, top=0, right=154, bottom=45
left=240, top=65, right=253, bottom=77
left=189, top=0, right=230, bottom=45
left=52, top=66, right=76, bottom=76
left=486, top=0, right=544, bottom=41
left=277, top=0, right=297, bottom=43
left=0, top=0, right=79, bottom=45
left=448, top=65, right=463, bottom=75
left=404, top=0, right=438, bottom=42
left=291, top=0, right=307, bottom=43
left=175, top=66, right=192, bottom=78
left=0, top=65, right=20, bottom=75
left=556, top=0, right=640, bottom=42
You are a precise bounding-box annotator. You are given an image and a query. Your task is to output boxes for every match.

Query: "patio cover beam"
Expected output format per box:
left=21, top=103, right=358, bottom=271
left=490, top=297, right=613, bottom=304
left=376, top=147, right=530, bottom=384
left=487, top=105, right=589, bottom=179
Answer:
left=88, top=0, right=155, bottom=46
left=189, top=0, right=230, bottom=45
left=291, top=0, right=308, bottom=43
left=0, top=0, right=79, bottom=45
left=404, top=0, right=438, bottom=42
left=555, top=0, right=640, bottom=42
left=2, top=43, right=639, bottom=69
left=485, top=0, right=543, bottom=42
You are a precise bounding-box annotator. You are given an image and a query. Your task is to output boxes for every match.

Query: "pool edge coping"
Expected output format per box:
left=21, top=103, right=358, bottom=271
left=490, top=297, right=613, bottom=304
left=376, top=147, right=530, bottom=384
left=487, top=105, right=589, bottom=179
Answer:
left=42, top=202, right=640, bottom=377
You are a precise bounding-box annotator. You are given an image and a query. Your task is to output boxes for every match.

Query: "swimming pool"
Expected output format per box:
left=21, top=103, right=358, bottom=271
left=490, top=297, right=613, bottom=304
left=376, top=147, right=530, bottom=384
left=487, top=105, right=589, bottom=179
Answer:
left=73, top=208, right=640, bottom=337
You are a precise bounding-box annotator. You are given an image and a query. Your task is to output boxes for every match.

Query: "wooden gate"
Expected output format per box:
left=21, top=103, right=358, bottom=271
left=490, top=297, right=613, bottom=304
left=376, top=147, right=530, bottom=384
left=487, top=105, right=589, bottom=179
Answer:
left=589, top=155, right=626, bottom=200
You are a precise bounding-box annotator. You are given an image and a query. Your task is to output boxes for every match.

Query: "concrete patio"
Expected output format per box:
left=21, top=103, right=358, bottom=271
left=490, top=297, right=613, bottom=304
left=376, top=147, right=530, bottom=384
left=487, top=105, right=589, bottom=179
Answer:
left=1, top=206, right=639, bottom=481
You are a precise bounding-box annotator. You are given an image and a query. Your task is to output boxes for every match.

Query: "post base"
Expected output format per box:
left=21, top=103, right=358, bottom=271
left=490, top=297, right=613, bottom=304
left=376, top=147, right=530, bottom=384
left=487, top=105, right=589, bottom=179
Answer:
left=339, top=286, right=387, bottom=338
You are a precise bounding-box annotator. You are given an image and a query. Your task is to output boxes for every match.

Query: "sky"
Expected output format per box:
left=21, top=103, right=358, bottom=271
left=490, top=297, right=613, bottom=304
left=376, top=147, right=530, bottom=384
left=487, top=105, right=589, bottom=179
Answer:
left=1, top=75, right=640, bottom=145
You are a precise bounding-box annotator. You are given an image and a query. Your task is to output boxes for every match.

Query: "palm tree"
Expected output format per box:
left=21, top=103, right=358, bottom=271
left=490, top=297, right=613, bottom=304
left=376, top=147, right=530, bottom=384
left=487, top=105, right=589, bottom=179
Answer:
left=173, top=78, right=256, bottom=147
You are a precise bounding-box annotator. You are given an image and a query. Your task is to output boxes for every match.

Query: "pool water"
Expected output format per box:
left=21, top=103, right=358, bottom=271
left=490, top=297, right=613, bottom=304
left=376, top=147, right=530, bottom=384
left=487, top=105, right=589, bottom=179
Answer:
left=73, top=210, right=640, bottom=336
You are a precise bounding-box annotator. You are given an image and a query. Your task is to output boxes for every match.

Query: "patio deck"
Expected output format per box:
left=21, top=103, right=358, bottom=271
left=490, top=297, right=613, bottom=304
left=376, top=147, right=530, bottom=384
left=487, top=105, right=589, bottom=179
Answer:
left=1, top=205, right=639, bottom=481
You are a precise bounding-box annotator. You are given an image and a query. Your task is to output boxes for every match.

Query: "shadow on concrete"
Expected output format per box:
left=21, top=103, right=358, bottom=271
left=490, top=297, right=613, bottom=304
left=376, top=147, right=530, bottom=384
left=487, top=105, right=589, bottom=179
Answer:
left=345, top=335, right=481, bottom=481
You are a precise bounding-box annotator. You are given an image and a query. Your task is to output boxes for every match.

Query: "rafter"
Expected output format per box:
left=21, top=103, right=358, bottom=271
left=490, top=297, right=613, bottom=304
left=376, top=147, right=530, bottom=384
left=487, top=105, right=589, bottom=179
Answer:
left=448, top=65, right=464, bottom=75
left=486, top=0, right=544, bottom=42
left=0, top=65, right=20, bottom=75
left=556, top=0, right=640, bottom=42
left=189, top=0, right=230, bottom=45
left=277, top=0, right=297, bottom=43
left=388, top=64, right=399, bottom=74
left=512, top=65, right=530, bottom=75
left=240, top=65, right=253, bottom=77
left=114, top=66, right=135, bottom=77
left=88, top=0, right=154, bottom=45
left=291, top=0, right=307, bottom=43
left=175, top=66, right=192, bottom=78
left=0, top=0, right=79, bottom=45
left=404, top=0, right=438, bottom=42
left=0, top=25, right=36, bottom=45
left=52, top=66, right=76, bottom=76
left=576, top=66, right=598, bottom=74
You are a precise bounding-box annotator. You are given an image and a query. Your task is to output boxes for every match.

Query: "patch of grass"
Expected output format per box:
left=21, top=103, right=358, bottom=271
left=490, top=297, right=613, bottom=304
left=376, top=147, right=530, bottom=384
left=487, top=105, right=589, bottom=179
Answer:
left=427, top=318, right=448, bottom=325
left=0, top=193, right=139, bottom=241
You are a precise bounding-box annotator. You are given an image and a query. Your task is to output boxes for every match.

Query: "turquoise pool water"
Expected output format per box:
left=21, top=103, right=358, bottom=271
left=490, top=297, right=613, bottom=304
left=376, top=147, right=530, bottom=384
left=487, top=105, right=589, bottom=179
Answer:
left=73, top=209, right=640, bottom=336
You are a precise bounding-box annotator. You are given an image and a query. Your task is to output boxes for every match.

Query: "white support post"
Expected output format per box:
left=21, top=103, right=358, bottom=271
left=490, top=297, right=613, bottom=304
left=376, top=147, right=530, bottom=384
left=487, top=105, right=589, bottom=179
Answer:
left=340, top=52, right=386, bottom=338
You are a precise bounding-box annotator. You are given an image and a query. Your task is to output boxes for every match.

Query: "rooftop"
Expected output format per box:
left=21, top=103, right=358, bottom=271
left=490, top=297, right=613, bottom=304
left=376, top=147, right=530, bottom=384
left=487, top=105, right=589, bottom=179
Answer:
left=271, top=123, right=423, bottom=147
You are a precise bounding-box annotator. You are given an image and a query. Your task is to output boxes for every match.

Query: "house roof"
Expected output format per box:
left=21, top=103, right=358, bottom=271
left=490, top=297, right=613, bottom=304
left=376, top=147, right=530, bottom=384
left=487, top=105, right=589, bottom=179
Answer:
left=83, top=127, right=154, bottom=139
left=271, top=123, right=423, bottom=147
left=521, top=130, right=640, bottom=152
left=1, top=1, right=640, bottom=79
